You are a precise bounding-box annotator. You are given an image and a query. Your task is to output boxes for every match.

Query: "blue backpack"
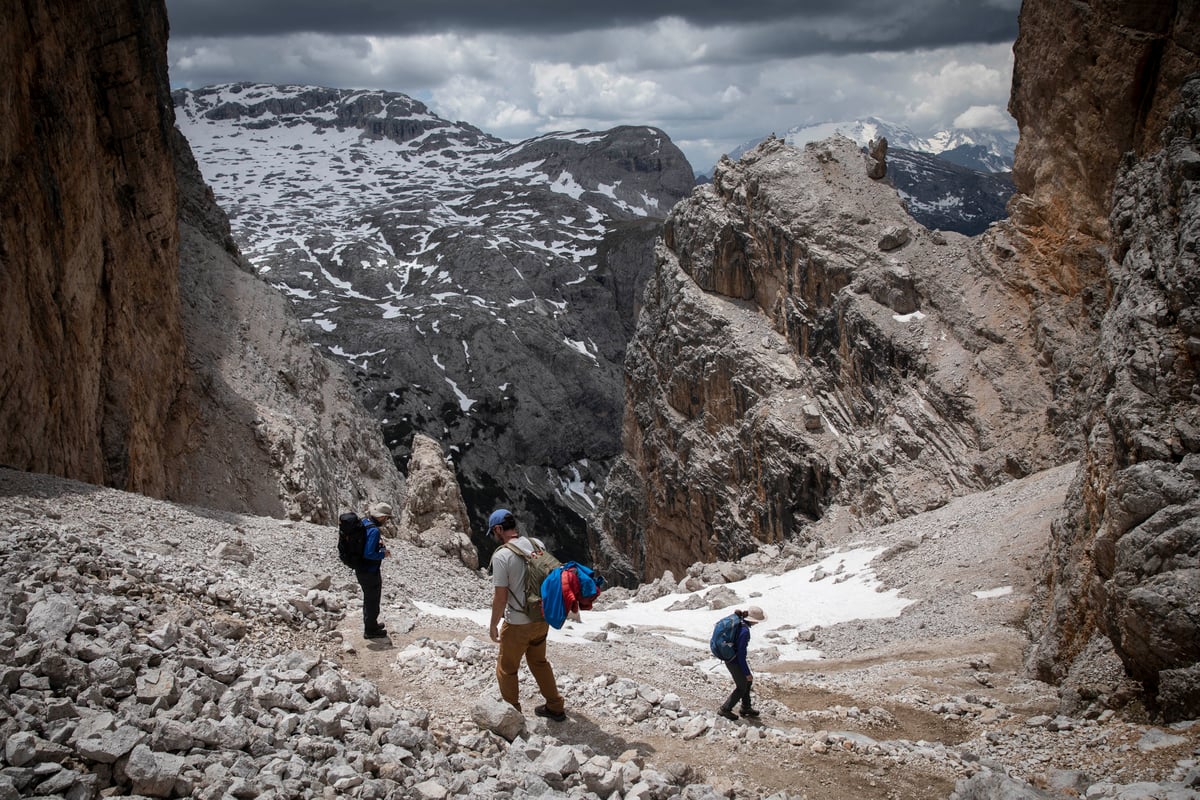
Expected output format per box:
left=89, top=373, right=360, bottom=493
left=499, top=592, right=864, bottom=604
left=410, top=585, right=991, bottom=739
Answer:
left=709, top=613, right=742, bottom=661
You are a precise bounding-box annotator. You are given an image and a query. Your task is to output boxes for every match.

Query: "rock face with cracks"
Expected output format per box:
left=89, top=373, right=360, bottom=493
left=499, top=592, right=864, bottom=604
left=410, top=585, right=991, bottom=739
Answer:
left=0, top=0, right=404, bottom=522
left=1008, top=0, right=1200, bottom=721
left=590, top=134, right=1074, bottom=586
left=1029, top=74, right=1200, bottom=721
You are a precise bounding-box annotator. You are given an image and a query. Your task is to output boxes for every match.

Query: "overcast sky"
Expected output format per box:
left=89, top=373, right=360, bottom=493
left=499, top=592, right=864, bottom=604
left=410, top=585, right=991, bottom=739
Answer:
left=165, top=0, right=1022, bottom=172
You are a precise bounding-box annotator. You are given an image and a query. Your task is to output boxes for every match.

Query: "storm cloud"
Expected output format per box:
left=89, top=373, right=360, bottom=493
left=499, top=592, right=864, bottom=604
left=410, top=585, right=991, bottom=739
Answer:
left=165, top=0, right=1022, bottom=172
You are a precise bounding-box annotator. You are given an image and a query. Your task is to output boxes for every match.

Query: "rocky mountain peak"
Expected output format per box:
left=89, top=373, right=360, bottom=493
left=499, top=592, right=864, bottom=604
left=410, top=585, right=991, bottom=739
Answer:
left=589, top=132, right=1073, bottom=584
left=718, top=119, right=1016, bottom=235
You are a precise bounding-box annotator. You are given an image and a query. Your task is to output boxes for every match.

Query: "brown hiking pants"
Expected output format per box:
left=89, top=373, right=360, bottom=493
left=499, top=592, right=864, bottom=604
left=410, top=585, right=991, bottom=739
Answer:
left=496, top=619, right=564, bottom=714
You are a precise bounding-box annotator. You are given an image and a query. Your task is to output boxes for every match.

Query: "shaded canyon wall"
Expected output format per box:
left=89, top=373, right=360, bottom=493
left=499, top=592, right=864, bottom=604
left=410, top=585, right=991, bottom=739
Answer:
left=0, top=0, right=404, bottom=520
left=1013, top=0, right=1200, bottom=720
left=1, top=0, right=189, bottom=493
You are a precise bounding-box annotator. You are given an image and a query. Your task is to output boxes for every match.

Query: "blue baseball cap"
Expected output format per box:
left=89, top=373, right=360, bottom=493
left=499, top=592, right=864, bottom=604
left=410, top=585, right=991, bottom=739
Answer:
left=488, top=509, right=514, bottom=529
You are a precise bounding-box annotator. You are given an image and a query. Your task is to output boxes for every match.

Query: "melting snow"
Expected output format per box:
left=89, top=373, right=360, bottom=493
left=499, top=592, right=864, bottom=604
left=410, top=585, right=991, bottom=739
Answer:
left=414, top=546, right=913, bottom=669
left=444, top=378, right=476, bottom=412
left=549, top=172, right=586, bottom=200
left=893, top=310, right=926, bottom=323
left=563, top=338, right=598, bottom=362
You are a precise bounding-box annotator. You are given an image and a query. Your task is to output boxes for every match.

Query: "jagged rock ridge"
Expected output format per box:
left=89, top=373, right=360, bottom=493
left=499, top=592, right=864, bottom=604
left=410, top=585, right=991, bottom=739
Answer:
left=727, top=117, right=1017, bottom=174
left=594, top=0, right=1200, bottom=721
left=173, top=83, right=694, bottom=561
left=718, top=117, right=1016, bottom=235
left=590, top=134, right=1076, bottom=585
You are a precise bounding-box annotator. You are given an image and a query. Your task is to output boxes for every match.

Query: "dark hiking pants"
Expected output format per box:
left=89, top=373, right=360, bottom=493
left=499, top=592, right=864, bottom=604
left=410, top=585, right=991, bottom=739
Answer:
left=721, top=660, right=753, bottom=712
left=355, top=569, right=382, bottom=630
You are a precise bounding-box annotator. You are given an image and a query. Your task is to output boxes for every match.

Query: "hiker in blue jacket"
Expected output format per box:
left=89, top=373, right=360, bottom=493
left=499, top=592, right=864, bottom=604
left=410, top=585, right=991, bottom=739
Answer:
left=718, top=606, right=765, bottom=720
left=358, top=502, right=392, bottom=639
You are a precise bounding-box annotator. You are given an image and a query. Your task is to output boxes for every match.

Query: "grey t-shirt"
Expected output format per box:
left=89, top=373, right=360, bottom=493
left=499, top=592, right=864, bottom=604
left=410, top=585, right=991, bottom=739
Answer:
left=491, top=536, right=544, bottom=625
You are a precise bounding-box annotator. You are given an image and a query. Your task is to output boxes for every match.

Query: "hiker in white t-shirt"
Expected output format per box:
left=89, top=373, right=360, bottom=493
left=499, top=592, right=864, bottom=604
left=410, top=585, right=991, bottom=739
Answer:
left=487, top=508, right=566, bottom=722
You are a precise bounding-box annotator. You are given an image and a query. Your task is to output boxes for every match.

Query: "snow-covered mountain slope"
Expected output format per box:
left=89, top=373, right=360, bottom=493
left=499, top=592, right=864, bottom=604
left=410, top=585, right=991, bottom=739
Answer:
left=717, top=117, right=1016, bottom=235
left=887, top=148, right=1014, bottom=236
left=173, top=83, right=695, bottom=560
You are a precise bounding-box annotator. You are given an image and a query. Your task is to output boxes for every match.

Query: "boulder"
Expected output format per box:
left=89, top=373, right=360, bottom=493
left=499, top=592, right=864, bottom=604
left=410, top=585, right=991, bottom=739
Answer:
left=25, top=596, right=80, bottom=643
left=470, top=698, right=525, bottom=742
left=125, top=744, right=186, bottom=797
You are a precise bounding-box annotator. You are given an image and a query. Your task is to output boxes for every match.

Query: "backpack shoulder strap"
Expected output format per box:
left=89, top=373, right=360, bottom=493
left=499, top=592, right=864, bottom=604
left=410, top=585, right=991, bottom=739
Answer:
left=500, top=542, right=531, bottom=611
left=504, top=541, right=533, bottom=560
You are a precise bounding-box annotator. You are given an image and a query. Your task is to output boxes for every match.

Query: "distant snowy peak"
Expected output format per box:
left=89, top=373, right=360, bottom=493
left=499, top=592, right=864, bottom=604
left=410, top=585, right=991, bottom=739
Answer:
left=724, top=116, right=1016, bottom=175
left=783, top=117, right=1016, bottom=172
left=177, top=82, right=436, bottom=121
left=783, top=117, right=927, bottom=153
left=172, top=82, right=680, bottom=231
left=920, top=128, right=1017, bottom=174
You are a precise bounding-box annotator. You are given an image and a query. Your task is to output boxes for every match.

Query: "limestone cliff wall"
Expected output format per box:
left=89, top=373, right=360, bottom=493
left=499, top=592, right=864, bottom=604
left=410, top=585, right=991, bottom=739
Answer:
left=1008, top=0, right=1200, bottom=721
left=0, top=0, right=405, bottom=521
left=1010, top=0, right=1198, bottom=242
left=591, top=137, right=1073, bottom=584
left=1000, top=3, right=1200, bottom=451
left=0, top=0, right=190, bottom=492
left=1029, top=81, right=1200, bottom=720
left=1063, top=82, right=1200, bottom=718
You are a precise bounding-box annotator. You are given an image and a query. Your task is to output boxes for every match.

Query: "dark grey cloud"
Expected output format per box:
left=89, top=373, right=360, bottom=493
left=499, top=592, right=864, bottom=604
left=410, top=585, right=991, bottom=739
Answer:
left=165, top=0, right=1021, bottom=172
left=166, top=0, right=1018, bottom=55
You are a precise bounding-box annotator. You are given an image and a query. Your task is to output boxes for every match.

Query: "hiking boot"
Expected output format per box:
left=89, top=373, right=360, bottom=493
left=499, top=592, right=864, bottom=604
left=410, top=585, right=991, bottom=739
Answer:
left=363, top=628, right=388, bottom=639
left=534, top=704, right=566, bottom=722
left=717, top=707, right=738, bottom=721
left=740, top=707, right=760, bottom=718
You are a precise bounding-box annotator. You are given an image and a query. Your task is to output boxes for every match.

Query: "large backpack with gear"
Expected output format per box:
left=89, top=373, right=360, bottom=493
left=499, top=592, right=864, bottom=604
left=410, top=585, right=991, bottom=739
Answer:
left=504, top=540, right=562, bottom=623
left=336, top=512, right=368, bottom=570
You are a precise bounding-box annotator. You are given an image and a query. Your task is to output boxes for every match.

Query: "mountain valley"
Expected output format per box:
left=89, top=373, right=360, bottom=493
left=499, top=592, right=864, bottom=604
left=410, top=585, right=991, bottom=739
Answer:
left=2, top=0, right=1199, bottom=798
left=173, top=83, right=694, bottom=562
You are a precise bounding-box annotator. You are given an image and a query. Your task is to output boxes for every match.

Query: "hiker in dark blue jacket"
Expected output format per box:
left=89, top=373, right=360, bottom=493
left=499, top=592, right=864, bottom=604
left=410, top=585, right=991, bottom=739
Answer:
left=718, top=606, right=765, bottom=720
left=358, top=502, right=392, bottom=639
